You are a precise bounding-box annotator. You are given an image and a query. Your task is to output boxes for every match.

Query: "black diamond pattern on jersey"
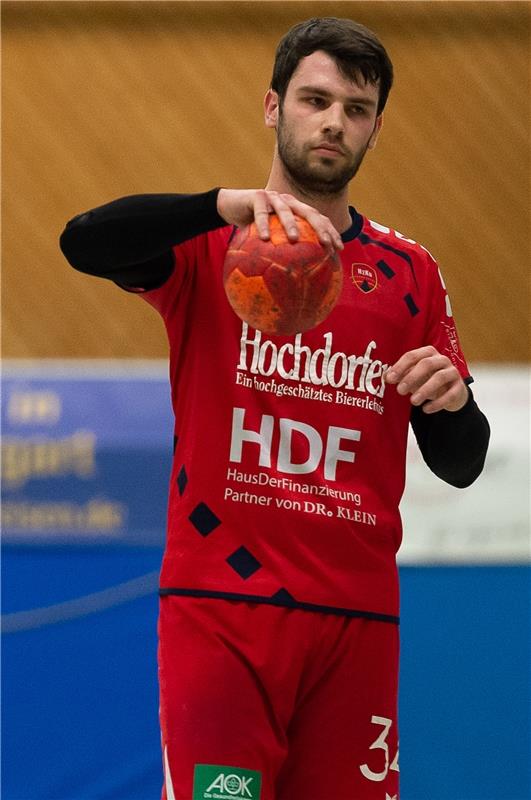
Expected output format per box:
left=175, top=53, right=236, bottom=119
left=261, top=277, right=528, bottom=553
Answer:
left=271, top=588, right=295, bottom=603
left=177, top=465, right=187, bottom=496
left=358, top=232, right=418, bottom=288
left=173, top=435, right=178, bottom=454
left=226, top=546, right=262, bottom=580
left=376, top=259, right=395, bottom=279
left=189, top=503, right=221, bottom=537
left=360, top=280, right=371, bottom=292
left=404, top=293, right=420, bottom=316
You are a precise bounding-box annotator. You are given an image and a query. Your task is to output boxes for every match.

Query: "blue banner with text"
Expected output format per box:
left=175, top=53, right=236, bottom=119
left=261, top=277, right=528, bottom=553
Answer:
left=2, top=363, right=173, bottom=546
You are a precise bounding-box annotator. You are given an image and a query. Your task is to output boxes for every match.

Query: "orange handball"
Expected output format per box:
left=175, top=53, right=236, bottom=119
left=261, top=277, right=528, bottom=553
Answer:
left=223, top=214, right=343, bottom=336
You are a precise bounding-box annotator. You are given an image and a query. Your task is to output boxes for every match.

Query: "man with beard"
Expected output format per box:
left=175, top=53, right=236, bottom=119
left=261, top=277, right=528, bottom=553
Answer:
left=60, top=17, right=490, bottom=800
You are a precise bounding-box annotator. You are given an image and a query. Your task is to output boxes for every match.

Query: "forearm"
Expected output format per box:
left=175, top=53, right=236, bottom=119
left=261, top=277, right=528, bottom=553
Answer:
left=59, top=188, right=226, bottom=286
left=411, top=387, right=490, bottom=488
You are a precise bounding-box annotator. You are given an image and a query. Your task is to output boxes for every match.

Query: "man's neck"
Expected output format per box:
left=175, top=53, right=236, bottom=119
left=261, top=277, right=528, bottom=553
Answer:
left=265, top=160, right=353, bottom=234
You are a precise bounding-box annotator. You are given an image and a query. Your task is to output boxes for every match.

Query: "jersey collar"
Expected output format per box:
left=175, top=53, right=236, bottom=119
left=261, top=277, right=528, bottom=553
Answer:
left=341, top=207, right=364, bottom=242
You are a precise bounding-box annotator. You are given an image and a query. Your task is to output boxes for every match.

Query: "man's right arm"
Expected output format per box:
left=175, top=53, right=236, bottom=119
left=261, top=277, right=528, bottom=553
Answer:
left=59, top=187, right=343, bottom=290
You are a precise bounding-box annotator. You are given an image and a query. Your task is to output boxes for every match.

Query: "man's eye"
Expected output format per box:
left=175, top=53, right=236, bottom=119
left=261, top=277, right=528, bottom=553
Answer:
left=349, top=106, right=366, bottom=116
left=307, top=97, right=326, bottom=107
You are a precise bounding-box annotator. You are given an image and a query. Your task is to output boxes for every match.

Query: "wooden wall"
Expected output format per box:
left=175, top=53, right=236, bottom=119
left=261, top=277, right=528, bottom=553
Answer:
left=2, top=1, right=529, bottom=360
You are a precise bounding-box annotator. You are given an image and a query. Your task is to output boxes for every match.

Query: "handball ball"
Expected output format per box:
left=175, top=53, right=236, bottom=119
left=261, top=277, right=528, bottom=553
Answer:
left=223, top=214, right=343, bottom=336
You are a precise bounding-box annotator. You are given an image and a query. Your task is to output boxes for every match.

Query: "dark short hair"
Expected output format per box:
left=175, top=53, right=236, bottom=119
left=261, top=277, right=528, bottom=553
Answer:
left=271, top=17, right=394, bottom=115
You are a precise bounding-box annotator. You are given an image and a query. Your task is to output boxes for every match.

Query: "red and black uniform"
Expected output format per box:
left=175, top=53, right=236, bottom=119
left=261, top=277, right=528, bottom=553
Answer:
left=61, top=189, right=489, bottom=800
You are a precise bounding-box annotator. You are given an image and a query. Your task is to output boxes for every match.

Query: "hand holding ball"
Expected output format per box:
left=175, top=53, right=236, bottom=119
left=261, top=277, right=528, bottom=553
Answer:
left=223, top=215, right=342, bottom=336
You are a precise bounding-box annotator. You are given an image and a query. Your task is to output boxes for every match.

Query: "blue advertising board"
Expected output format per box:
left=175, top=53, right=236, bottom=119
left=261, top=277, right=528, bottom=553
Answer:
left=2, top=362, right=172, bottom=799
left=2, top=361, right=173, bottom=546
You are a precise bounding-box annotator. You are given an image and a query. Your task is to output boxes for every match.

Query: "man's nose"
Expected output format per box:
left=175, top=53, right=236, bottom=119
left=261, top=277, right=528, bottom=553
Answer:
left=321, top=103, right=345, bottom=136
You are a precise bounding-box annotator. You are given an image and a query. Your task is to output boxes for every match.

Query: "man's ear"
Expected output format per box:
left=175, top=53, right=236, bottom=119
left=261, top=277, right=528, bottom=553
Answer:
left=264, top=89, right=280, bottom=128
left=367, top=114, right=383, bottom=150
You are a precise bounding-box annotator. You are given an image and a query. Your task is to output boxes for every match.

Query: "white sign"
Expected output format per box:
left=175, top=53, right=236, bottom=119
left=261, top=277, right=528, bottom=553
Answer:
left=399, top=366, right=530, bottom=564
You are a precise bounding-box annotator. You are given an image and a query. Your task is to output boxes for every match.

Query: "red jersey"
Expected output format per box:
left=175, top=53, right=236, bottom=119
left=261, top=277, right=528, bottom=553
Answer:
left=141, top=209, right=470, bottom=621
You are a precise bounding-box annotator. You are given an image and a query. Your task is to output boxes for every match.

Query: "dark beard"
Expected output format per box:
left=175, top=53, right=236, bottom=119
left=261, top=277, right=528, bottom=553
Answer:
left=276, top=114, right=368, bottom=198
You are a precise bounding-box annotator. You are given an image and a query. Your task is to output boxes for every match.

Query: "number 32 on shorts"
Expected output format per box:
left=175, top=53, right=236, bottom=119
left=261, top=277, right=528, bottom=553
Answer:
left=359, top=715, right=399, bottom=782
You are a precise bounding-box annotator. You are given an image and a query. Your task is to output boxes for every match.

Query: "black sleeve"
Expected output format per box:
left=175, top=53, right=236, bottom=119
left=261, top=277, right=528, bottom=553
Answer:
left=410, top=386, right=490, bottom=488
left=59, top=188, right=227, bottom=290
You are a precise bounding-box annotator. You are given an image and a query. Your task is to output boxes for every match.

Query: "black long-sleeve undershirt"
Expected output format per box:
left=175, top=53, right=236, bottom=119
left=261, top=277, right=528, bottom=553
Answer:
left=59, top=190, right=490, bottom=488
left=59, top=189, right=226, bottom=290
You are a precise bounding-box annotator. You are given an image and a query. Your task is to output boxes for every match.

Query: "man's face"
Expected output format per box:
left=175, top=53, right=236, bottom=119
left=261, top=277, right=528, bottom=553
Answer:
left=266, top=51, right=382, bottom=196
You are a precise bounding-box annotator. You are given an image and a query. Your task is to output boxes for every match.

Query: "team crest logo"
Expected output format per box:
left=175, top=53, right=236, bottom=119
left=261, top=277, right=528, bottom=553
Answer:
left=351, top=263, right=378, bottom=293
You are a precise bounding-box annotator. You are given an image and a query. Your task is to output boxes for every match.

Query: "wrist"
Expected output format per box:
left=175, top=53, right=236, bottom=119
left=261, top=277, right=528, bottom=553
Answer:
left=447, top=384, right=472, bottom=413
left=216, top=188, right=230, bottom=222
left=216, top=188, right=227, bottom=219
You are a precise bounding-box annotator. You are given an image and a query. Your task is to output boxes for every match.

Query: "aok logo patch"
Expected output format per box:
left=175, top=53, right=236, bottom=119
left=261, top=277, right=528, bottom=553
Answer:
left=351, top=263, right=378, bottom=293
left=193, top=765, right=262, bottom=799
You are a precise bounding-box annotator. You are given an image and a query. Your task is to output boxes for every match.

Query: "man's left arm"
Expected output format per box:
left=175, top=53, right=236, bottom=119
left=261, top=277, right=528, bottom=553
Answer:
left=385, top=346, right=490, bottom=488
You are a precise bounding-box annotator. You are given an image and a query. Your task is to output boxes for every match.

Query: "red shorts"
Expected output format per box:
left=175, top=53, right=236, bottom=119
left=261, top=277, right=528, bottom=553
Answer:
left=159, top=596, right=399, bottom=800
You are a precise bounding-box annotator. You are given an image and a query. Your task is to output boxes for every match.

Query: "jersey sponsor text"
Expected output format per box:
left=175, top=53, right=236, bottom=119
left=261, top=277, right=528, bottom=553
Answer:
left=229, top=407, right=361, bottom=481
left=237, top=324, right=388, bottom=398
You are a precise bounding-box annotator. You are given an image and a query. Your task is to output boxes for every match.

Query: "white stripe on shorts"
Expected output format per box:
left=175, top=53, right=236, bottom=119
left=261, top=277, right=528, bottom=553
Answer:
left=164, top=745, right=176, bottom=800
